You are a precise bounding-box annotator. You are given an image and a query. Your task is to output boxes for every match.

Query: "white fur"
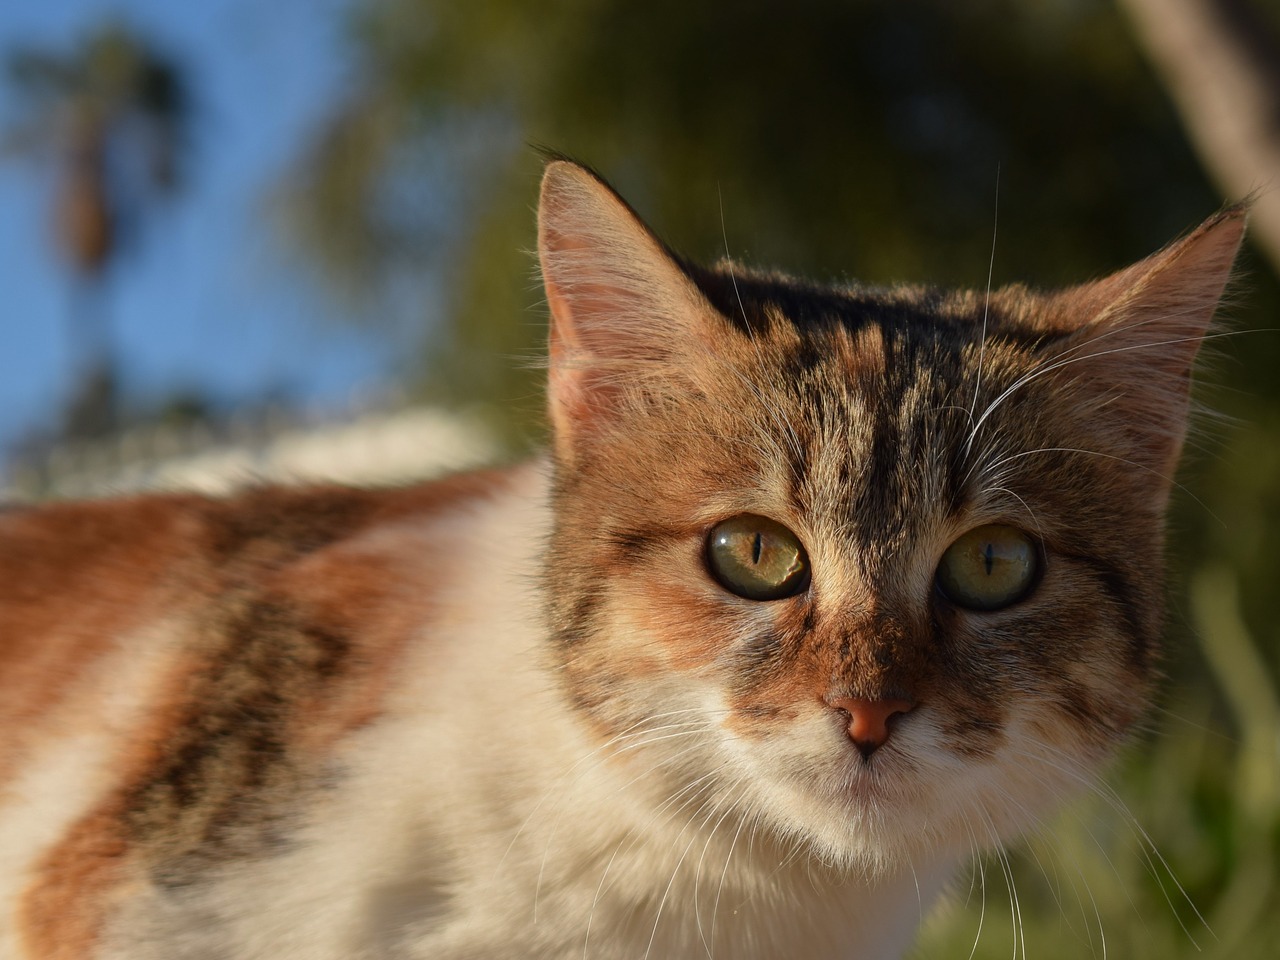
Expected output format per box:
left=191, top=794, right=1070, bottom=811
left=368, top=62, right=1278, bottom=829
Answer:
left=0, top=619, right=183, bottom=956
left=84, top=462, right=962, bottom=959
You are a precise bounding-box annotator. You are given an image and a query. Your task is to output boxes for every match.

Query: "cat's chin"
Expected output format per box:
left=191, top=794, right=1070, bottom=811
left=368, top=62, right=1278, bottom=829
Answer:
left=726, top=759, right=945, bottom=872
left=729, top=718, right=1076, bottom=875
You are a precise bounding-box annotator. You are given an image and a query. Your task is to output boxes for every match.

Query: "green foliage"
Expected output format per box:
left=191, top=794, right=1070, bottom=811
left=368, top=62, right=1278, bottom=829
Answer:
left=283, top=1, right=1280, bottom=954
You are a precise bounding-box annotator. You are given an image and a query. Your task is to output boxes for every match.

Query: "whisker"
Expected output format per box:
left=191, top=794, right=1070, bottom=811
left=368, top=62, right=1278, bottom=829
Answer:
left=582, top=770, right=728, bottom=957
left=711, top=794, right=764, bottom=944
left=643, top=780, right=747, bottom=960
left=538, top=740, right=709, bottom=920
left=975, top=804, right=1025, bottom=960
left=1009, top=736, right=1212, bottom=947
left=497, top=709, right=712, bottom=874
left=532, top=722, right=718, bottom=919
left=963, top=808, right=990, bottom=960
left=978, top=445, right=1224, bottom=529
left=983, top=776, right=1109, bottom=957
left=967, top=163, right=1001, bottom=435
left=982, top=485, right=1048, bottom=544
left=692, top=779, right=752, bottom=959
left=962, top=319, right=1255, bottom=468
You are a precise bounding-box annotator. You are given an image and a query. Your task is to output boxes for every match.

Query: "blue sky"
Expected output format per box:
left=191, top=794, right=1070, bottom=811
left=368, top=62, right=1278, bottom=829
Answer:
left=0, top=0, right=404, bottom=457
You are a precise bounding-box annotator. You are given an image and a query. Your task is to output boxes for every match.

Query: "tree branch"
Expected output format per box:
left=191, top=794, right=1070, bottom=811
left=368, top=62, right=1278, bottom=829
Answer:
left=1119, top=0, right=1280, bottom=270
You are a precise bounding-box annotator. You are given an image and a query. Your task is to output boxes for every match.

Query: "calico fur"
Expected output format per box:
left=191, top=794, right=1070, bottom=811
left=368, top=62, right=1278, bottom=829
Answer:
left=0, top=160, right=1245, bottom=959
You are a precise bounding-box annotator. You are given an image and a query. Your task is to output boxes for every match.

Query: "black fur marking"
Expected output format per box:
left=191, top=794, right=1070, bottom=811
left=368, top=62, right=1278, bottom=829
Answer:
left=1069, top=552, right=1152, bottom=668
left=113, top=489, right=412, bottom=881
left=124, top=591, right=355, bottom=881
left=204, top=488, right=376, bottom=563
left=605, top=525, right=685, bottom=567
left=556, top=591, right=602, bottom=648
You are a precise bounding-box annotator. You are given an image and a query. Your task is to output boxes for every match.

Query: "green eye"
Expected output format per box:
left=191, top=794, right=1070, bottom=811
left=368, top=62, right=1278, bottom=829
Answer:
left=937, top=524, right=1038, bottom=611
left=706, top=514, right=810, bottom=601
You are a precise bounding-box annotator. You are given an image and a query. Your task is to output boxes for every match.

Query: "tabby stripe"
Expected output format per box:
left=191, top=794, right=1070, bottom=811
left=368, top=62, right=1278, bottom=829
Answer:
left=1064, top=551, right=1153, bottom=668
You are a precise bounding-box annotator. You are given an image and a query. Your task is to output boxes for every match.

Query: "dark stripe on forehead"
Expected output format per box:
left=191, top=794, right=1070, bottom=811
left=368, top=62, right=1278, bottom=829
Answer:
left=850, top=340, right=923, bottom=548
left=781, top=383, right=822, bottom=516
left=862, top=406, right=907, bottom=525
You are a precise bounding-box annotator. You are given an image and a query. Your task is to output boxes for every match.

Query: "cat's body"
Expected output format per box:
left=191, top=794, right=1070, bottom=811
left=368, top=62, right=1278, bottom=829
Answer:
left=1, top=466, right=942, bottom=960
left=0, top=161, right=1245, bottom=959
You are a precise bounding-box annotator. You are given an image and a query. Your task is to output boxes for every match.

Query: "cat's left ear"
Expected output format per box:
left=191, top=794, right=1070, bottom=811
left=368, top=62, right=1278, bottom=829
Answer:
left=1040, top=205, right=1247, bottom=492
left=538, top=160, right=722, bottom=465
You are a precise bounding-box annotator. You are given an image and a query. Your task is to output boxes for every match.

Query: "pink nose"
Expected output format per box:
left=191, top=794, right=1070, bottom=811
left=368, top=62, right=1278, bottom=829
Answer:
left=825, top=696, right=916, bottom=757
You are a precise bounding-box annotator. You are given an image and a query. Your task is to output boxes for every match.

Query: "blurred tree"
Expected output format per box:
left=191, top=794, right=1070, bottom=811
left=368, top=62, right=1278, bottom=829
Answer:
left=2, top=22, right=190, bottom=439
left=1119, top=0, right=1280, bottom=270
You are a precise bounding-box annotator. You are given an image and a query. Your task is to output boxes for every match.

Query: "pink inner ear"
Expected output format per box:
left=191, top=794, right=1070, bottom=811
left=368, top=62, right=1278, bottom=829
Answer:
left=543, top=266, right=631, bottom=453
left=541, top=224, right=605, bottom=432
left=536, top=161, right=720, bottom=463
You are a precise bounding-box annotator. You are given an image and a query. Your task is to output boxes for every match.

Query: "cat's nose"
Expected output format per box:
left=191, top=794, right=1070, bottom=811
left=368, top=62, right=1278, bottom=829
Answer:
left=825, top=696, right=916, bottom=758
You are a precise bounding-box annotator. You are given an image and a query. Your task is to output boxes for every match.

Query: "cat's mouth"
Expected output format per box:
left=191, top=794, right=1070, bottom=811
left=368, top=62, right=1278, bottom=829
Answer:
left=822, top=711, right=940, bottom=813
left=837, top=748, right=912, bottom=793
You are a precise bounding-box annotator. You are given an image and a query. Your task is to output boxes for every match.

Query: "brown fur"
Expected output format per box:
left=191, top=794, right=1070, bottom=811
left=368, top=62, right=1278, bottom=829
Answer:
left=20, top=803, right=132, bottom=960
left=0, top=498, right=198, bottom=786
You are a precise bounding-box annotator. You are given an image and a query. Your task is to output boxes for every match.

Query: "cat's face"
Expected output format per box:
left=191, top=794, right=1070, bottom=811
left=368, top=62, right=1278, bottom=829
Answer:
left=537, top=161, right=1243, bottom=869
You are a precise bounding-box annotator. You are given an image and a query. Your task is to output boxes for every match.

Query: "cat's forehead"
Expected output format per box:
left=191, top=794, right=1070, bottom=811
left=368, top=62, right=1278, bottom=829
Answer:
left=686, top=271, right=1062, bottom=553
left=692, top=267, right=1049, bottom=421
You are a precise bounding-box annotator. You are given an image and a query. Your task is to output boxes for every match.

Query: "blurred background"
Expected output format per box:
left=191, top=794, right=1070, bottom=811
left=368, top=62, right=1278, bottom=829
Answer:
left=2, top=0, right=1279, bottom=955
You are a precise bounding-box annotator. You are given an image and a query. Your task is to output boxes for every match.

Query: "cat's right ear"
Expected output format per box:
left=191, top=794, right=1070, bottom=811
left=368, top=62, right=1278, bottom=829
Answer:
left=538, top=161, right=718, bottom=464
left=1036, top=205, right=1246, bottom=504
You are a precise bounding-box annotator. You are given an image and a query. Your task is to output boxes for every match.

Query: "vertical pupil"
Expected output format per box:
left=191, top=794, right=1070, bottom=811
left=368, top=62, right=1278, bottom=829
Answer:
left=983, top=542, right=994, bottom=575
left=752, top=532, right=763, bottom=565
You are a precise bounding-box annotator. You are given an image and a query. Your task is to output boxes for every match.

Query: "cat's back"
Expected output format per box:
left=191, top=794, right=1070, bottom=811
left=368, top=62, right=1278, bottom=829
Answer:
left=0, top=464, right=542, bottom=959
left=0, top=469, right=517, bottom=755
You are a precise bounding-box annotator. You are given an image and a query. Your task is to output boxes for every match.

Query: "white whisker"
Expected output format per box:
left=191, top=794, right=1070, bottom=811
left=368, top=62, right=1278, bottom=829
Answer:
left=1009, top=736, right=1212, bottom=947
left=967, top=163, right=1001, bottom=435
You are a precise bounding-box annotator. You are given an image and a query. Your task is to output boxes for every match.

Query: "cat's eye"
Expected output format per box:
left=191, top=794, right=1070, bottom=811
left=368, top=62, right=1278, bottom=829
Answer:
left=936, top=524, right=1038, bottom=611
left=706, top=514, right=810, bottom=601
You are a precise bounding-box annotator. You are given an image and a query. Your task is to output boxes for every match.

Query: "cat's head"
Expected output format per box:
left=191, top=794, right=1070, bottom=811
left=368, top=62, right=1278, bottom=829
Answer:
left=537, top=160, right=1244, bottom=869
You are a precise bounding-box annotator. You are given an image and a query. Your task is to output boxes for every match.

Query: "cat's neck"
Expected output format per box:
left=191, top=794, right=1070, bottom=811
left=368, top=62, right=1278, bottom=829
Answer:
left=362, top=459, right=961, bottom=958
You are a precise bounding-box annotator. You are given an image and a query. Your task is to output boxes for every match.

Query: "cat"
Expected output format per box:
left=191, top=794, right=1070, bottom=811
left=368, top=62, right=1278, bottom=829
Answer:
left=0, top=159, right=1244, bottom=960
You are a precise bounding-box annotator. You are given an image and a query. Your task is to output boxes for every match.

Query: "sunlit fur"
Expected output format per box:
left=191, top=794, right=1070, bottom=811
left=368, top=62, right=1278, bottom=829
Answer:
left=0, top=160, right=1243, bottom=959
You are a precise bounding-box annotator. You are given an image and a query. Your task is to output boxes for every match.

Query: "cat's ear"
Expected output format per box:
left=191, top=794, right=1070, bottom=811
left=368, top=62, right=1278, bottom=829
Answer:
left=538, top=160, right=719, bottom=464
left=1043, top=205, right=1246, bottom=496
